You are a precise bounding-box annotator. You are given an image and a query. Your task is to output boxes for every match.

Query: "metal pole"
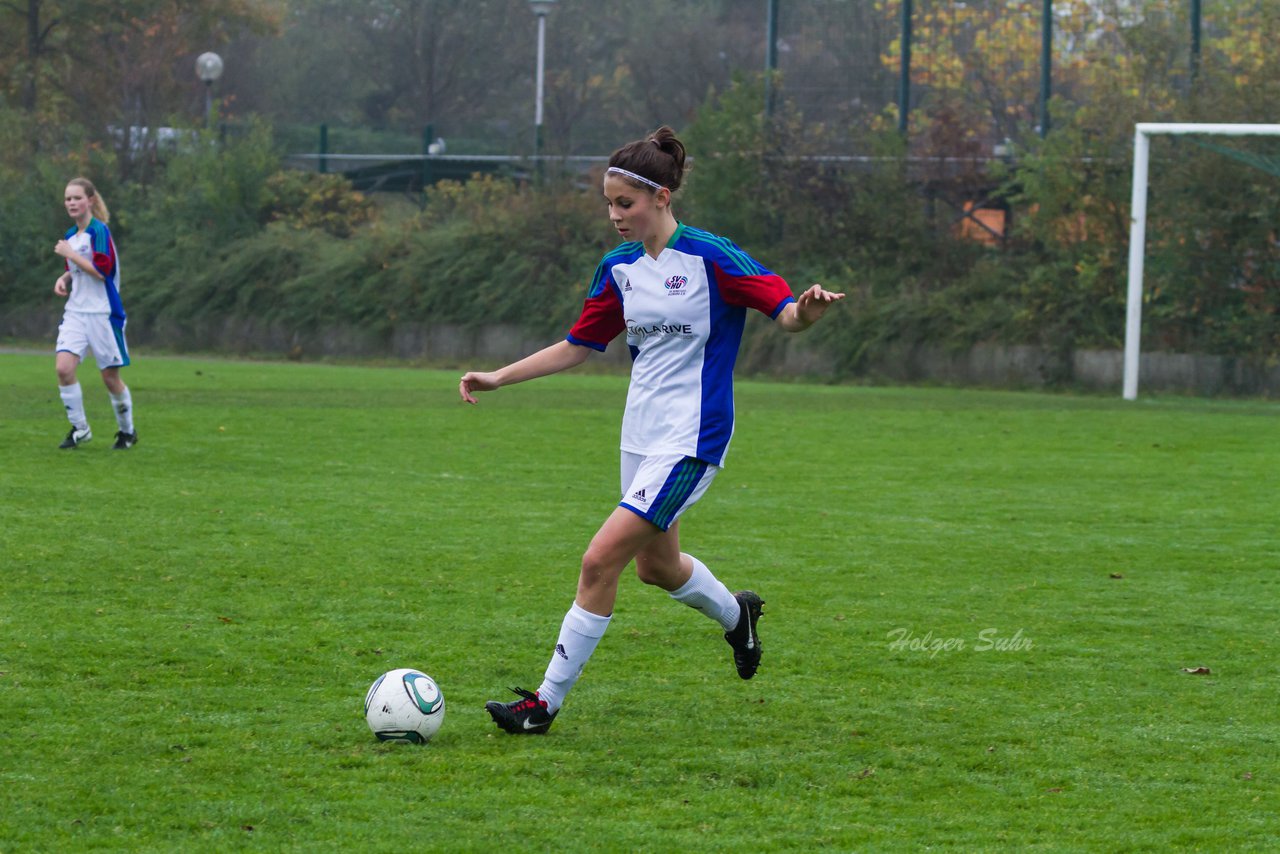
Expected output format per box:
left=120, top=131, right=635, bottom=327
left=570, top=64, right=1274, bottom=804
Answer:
left=534, top=13, right=546, bottom=159
left=765, top=0, right=779, bottom=117
left=898, top=0, right=912, bottom=135
left=422, top=123, right=434, bottom=190
left=319, top=123, right=328, bottom=175
left=204, top=80, right=213, bottom=129
left=1123, top=128, right=1150, bottom=401
left=1039, top=0, right=1052, bottom=137
left=1190, top=0, right=1201, bottom=82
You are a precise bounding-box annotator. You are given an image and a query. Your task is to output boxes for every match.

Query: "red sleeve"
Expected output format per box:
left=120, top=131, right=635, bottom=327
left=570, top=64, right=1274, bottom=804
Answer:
left=88, top=223, right=116, bottom=277
left=567, top=280, right=625, bottom=351
left=712, top=264, right=795, bottom=319
left=92, top=251, right=115, bottom=278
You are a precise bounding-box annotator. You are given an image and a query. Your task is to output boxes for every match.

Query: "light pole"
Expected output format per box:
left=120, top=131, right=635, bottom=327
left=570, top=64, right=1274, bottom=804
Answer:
left=528, top=0, right=556, bottom=163
left=195, top=52, right=224, bottom=129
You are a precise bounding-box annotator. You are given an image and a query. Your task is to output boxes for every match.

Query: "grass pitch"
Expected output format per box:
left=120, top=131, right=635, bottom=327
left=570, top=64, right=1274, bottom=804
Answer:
left=1, top=352, right=1276, bottom=850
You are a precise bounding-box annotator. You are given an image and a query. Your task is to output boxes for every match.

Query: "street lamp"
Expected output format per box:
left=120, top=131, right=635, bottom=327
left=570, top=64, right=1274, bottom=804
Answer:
left=195, top=52, right=224, bottom=128
left=528, top=0, right=556, bottom=162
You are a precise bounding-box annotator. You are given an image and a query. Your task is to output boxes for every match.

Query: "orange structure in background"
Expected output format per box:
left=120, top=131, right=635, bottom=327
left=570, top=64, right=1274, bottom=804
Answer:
left=955, top=201, right=1007, bottom=245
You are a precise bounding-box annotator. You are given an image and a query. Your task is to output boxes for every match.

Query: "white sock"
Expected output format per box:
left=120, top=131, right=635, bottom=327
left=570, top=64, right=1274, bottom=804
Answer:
left=669, top=554, right=741, bottom=631
left=59, top=383, right=88, bottom=430
left=537, top=603, right=611, bottom=714
left=109, top=386, right=134, bottom=433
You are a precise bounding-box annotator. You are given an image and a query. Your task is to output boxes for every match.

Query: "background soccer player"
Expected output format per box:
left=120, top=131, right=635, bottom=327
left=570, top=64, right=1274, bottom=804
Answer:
left=53, top=177, right=137, bottom=450
left=459, top=126, right=844, bottom=734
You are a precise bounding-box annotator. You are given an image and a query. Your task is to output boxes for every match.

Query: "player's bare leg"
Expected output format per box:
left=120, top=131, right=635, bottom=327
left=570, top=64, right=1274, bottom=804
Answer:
left=486, top=508, right=659, bottom=734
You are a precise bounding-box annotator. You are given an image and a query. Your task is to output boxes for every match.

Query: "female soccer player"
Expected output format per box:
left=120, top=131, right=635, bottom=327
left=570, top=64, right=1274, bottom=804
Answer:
left=459, top=126, right=843, bottom=734
left=53, top=177, right=137, bottom=450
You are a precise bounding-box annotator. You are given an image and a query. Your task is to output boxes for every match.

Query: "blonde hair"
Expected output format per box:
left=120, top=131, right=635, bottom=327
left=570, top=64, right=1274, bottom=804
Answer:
left=67, top=177, right=110, bottom=223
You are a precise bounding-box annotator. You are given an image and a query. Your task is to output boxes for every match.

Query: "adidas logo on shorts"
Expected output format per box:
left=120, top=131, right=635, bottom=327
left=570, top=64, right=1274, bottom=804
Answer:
left=630, top=488, right=648, bottom=505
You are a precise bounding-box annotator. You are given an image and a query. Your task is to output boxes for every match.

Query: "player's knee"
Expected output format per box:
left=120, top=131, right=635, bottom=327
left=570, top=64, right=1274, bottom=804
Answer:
left=56, top=365, right=76, bottom=385
left=578, top=549, right=606, bottom=586
left=634, top=555, right=679, bottom=587
left=578, top=547, right=621, bottom=590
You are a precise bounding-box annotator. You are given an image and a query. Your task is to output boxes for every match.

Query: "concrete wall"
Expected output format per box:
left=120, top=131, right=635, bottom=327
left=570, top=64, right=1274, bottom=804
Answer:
left=849, top=342, right=1279, bottom=396
left=5, top=308, right=1275, bottom=396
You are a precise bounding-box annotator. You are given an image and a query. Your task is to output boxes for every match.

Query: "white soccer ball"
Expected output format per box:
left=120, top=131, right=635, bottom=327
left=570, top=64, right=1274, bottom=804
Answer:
left=364, top=668, right=445, bottom=743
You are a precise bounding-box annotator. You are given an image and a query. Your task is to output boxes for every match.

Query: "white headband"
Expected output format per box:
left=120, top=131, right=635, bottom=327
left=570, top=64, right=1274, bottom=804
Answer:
left=606, top=166, right=664, bottom=191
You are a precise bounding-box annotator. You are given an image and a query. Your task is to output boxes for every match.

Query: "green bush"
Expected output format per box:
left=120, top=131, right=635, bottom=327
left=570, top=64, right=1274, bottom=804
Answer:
left=5, top=92, right=1277, bottom=375
left=127, top=170, right=614, bottom=344
left=262, top=170, right=376, bottom=237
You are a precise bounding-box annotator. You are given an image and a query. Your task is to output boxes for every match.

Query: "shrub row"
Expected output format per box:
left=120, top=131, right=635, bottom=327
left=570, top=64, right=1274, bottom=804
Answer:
left=2, top=99, right=1276, bottom=377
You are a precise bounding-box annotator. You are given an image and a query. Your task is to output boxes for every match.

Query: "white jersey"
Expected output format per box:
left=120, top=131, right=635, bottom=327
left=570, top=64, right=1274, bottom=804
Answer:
left=567, top=223, right=794, bottom=466
left=62, top=218, right=125, bottom=323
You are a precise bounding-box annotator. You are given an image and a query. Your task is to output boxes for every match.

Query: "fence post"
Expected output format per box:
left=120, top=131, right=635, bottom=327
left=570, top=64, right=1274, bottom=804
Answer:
left=1190, top=0, right=1201, bottom=82
left=422, top=123, right=434, bottom=191
left=1039, top=0, right=1052, bottom=137
left=764, top=0, right=779, bottom=117
left=319, top=123, right=329, bottom=174
left=898, top=0, right=912, bottom=135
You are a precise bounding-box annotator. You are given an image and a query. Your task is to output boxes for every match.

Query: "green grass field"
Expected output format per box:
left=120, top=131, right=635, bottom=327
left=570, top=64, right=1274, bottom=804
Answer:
left=1, top=352, right=1276, bottom=851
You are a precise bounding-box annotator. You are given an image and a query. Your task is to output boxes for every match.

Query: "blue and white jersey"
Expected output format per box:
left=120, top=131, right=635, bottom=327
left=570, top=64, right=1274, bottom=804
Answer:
left=567, top=223, right=795, bottom=466
left=63, top=218, right=125, bottom=327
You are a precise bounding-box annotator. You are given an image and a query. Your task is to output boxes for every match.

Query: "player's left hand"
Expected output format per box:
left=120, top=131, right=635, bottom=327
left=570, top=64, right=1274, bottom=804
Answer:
left=794, top=284, right=845, bottom=326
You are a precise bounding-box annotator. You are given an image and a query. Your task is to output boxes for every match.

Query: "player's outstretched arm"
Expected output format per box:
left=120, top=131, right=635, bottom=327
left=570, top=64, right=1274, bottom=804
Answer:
left=459, top=339, right=592, bottom=404
left=775, top=284, right=845, bottom=333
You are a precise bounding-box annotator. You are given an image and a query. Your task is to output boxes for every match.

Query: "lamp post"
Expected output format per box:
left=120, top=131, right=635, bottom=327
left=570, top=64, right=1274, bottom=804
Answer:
left=195, top=51, right=224, bottom=129
left=528, top=0, right=556, bottom=163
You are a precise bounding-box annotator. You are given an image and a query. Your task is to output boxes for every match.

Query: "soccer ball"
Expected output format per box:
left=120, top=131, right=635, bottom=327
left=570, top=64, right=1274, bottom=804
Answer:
left=364, top=668, right=445, bottom=743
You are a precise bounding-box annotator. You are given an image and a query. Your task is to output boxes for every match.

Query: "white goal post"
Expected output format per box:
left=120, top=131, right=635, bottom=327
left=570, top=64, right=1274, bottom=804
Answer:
left=1124, top=122, right=1280, bottom=400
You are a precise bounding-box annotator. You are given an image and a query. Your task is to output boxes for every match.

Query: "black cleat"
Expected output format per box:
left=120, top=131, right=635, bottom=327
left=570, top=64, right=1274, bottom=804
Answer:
left=724, top=591, right=764, bottom=679
left=485, top=687, right=557, bottom=734
left=112, top=430, right=138, bottom=450
left=59, top=426, right=92, bottom=449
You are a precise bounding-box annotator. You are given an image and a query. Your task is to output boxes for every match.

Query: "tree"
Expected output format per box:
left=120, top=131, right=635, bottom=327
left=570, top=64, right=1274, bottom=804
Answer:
left=1, top=0, right=277, bottom=170
left=228, top=0, right=530, bottom=142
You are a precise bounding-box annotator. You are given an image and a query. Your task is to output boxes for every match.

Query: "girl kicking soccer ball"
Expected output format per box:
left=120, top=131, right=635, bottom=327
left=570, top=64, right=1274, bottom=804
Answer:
left=53, top=177, right=137, bottom=450
left=459, top=126, right=843, bottom=733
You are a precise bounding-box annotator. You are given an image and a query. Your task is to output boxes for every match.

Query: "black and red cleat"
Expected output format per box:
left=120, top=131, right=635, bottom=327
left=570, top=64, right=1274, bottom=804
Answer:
left=485, top=687, right=558, bottom=734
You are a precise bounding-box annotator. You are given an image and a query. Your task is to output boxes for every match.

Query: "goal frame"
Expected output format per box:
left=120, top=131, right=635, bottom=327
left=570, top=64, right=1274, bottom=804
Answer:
left=1124, top=122, right=1280, bottom=399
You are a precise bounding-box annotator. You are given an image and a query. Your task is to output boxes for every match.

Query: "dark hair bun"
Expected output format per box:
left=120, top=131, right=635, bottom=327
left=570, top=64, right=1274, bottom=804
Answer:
left=608, top=126, right=688, bottom=192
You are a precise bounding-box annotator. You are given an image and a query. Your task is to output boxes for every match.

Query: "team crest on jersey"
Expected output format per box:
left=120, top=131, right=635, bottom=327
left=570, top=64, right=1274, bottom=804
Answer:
left=664, top=275, right=688, bottom=295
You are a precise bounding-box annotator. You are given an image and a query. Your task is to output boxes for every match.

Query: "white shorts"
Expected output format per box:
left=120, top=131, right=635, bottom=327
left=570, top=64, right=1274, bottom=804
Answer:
left=56, top=312, right=130, bottom=369
left=619, top=452, right=720, bottom=532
